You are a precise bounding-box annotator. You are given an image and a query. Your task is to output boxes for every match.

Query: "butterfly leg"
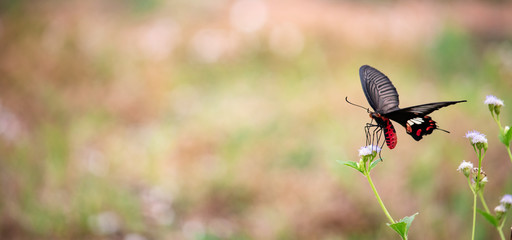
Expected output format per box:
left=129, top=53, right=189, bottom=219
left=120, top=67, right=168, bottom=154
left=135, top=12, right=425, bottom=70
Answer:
left=363, top=123, right=385, bottom=160
left=364, top=124, right=372, bottom=146
left=365, top=118, right=377, bottom=146
left=365, top=122, right=379, bottom=146
left=372, top=127, right=385, bottom=160
left=378, top=134, right=385, bottom=160
left=372, top=125, right=381, bottom=148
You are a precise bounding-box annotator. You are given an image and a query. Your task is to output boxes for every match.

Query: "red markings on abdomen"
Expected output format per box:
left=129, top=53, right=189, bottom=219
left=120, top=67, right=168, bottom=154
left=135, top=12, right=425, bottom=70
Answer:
left=383, top=118, right=397, bottom=149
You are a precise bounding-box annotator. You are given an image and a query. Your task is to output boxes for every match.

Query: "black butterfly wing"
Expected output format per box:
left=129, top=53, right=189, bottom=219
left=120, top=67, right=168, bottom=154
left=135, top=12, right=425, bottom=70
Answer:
left=392, top=101, right=466, bottom=116
left=359, top=65, right=400, bottom=114
left=385, top=101, right=466, bottom=141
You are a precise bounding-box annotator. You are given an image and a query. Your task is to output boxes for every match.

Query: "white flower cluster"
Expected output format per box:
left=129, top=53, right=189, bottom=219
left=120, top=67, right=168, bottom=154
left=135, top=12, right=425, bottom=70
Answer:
left=495, top=194, right=512, bottom=216
left=494, top=205, right=506, bottom=213
left=358, top=145, right=381, bottom=157
left=457, top=160, right=473, bottom=173
left=465, top=130, right=488, bottom=144
left=500, top=194, right=512, bottom=206
left=484, top=95, right=504, bottom=106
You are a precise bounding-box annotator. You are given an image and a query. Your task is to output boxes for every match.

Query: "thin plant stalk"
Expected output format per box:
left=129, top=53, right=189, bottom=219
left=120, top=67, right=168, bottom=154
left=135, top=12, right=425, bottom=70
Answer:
left=497, top=225, right=506, bottom=240
left=477, top=193, right=505, bottom=240
left=365, top=170, right=396, bottom=225
left=497, top=215, right=508, bottom=240
left=348, top=149, right=414, bottom=240
left=472, top=193, right=477, bottom=240
left=491, top=111, right=512, bottom=164
left=476, top=148, right=485, bottom=182
left=506, top=147, right=512, bottom=164
left=465, top=175, right=476, bottom=240
left=478, top=192, right=490, bottom=213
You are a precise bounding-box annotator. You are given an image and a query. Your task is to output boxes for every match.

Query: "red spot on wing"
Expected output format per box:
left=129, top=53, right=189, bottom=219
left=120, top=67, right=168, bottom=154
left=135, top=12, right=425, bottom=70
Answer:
left=416, top=129, right=422, bottom=136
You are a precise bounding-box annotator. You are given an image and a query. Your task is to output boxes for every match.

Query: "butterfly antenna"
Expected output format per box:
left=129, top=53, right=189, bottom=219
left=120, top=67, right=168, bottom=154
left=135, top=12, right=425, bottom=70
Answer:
left=437, top=128, right=450, bottom=133
left=345, top=97, right=370, bottom=113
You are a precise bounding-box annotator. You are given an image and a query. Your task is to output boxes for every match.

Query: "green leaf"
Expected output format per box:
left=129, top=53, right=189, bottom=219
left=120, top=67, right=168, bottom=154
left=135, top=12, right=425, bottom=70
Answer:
left=477, top=209, right=499, bottom=227
left=387, top=213, right=418, bottom=240
left=400, top=212, right=418, bottom=230
left=499, top=131, right=508, bottom=146
left=387, top=222, right=407, bottom=239
left=336, top=160, right=363, bottom=174
left=499, top=126, right=512, bottom=147
left=369, top=158, right=382, bottom=171
left=505, top=126, right=512, bottom=147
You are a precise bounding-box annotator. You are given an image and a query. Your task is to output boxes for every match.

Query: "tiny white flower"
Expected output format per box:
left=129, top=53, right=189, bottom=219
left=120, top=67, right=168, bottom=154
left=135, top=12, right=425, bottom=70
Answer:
left=494, top=205, right=506, bottom=213
left=500, top=194, right=512, bottom=205
left=457, top=160, right=473, bottom=172
left=484, top=95, right=504, bottom=106
left=358, top=145, right=381, bottom=157
left=369, top=145, right=381, bottom=153
left=358, top=146, right=372, bottom=157
left=465, top=130, right=484, bottom=139
left=471, top=134, right=488, bottom=144
left=465, top=130, right=487, bottom=144
left=505, top=126, right=510, bottom=134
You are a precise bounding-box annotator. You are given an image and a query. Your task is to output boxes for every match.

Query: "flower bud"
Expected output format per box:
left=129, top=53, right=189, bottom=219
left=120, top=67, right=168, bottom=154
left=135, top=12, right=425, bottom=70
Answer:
left=484, top=95, right=504, bottom=116
left=457, top=161, right=473, bottom=178
left=500, top=194, right=512, bottom=209
left=495, top=205, right=506, bottom=220
left=495, top=205, right=506, bottom=213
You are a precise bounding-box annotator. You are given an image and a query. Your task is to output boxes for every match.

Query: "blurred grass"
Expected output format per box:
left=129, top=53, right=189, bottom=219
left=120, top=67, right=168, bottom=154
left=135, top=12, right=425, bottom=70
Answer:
left=1, top=0, right=512, bottom=239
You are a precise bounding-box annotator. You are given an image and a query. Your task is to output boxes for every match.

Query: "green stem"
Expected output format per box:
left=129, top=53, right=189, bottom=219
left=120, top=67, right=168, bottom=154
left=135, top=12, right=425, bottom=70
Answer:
left=496, top=114, right=502, bottom=130
left=472, top=193, right=477, bottom=240
left=467, top=177, right=475, bottom=195
left=466, top=176, right=476, bottom=240
left=506, top=147, right=512, bottom=165
left=477, top=148, right=483, bottom=183
left=476, top=192, right=504, bottom=240
left=491, top=111, right=501, bottom=129
left=497, top=215, right=508, bottom=240
left=365, top=171, right=395, bottom=224
left=497, top=226, right=505, bottom=240
left=494, top=112, right=512, bottom=165
left=478, top=192, right=490, bottom=213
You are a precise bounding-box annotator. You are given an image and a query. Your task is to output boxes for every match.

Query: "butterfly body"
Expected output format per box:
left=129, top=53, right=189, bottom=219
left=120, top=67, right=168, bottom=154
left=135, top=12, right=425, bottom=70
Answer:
left=359, top=65, right=466, bottom=149
left=370, top=113, right=398, bottom=149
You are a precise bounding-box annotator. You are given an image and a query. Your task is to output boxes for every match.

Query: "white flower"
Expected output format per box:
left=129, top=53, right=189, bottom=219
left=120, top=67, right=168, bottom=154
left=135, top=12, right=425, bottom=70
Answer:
left=457, top=160, right=473, bottom=172
left=358, top=146, right=372, bottom=157
left=369, top=145, right=381, bottom=153
left=358, top=145, right=381, bottom=157
left=505, top=126, right=510, bottom=134
left=471, top=134, right=488, bottom=144
left=484, top=95, right=504, bottom=106
left=465, top=130, right=483, bottom=139
left=500, top=194, right=512, bottom=205
left=494, top=205, right=506, bottom=213
left=465, top=130, right=487, bottom=144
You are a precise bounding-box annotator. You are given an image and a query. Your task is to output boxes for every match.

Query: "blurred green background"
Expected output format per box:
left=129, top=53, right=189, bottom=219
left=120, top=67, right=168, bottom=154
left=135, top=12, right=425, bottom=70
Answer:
left=1, top=0, right=512, bottom=239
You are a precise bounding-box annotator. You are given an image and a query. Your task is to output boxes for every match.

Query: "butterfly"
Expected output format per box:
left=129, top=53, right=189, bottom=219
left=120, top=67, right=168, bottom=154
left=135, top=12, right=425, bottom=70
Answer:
left=357, top=65, right=466, bottom=149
